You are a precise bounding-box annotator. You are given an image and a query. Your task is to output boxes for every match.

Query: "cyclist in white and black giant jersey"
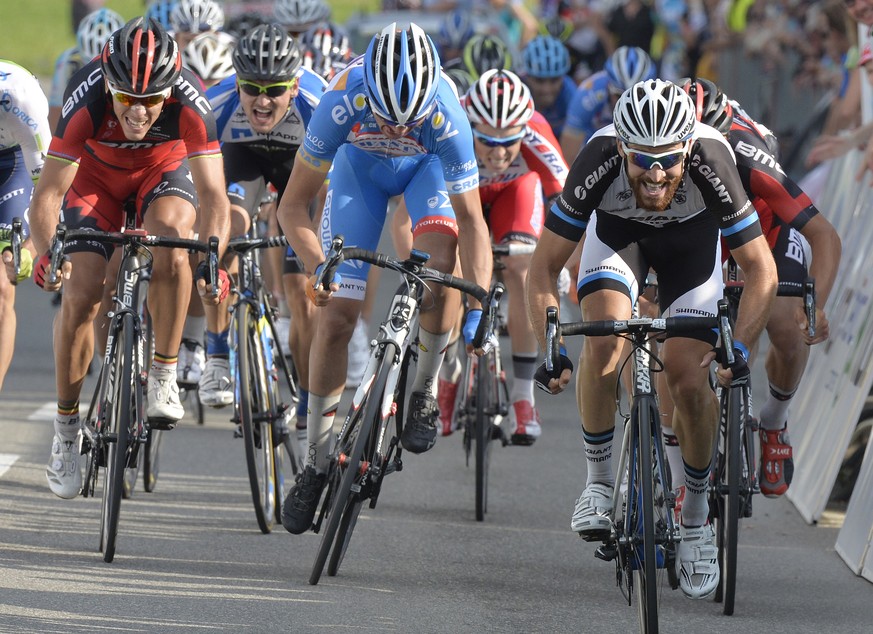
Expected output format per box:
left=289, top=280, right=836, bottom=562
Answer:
left=0, top=60, right=51, bottom=393
left=527, top=79, right=777, bottom=602
left=199, top=25, right=326, bottom=411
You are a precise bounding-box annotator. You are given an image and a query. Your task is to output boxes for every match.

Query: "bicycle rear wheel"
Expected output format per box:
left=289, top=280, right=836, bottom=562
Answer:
left=237, top=304, right=277, bottom=533
left=630, top=401, right=660, bottom=634
left=714, top=384, right=743, bottom=614
left=475, top=351, right=495, bottom=521
left=100, top=314, right=135, bottom=563
left=310, top=355, right=388, bottom=585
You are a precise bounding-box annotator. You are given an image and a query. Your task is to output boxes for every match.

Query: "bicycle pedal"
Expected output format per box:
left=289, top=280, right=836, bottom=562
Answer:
left=595, top=544, right=618, bottom=562
left=147, top=417, right=177, bottom=431
left=233, top=424, right=243, bottom=439
left=579, top=529, right=611, bottom=543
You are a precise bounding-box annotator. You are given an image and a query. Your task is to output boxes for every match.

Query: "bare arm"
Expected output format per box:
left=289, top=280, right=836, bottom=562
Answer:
left=799, top=213, right=841, bottom=343
left=189, top=155, right=231, bottom=253
left=277, top=160, right=329, bottom=276
left=448, top=188, right=492, bottom=311
left=30, top=156, right=78, bottom=257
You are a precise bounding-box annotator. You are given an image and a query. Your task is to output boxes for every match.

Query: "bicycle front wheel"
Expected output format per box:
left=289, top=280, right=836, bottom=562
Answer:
left=714, top=384, right=744, bottom=614
left=100, top=313, right=135, bottom=563
left=475, top=351, right=495, bottom=522
left=310, top=354, right=388, bottom=585
left=630, top=401, right=660, bottom=634
left=237, top=304, right=277, bottom=533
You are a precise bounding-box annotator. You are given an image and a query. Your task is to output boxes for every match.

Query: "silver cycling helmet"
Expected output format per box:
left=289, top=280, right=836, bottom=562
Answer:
left=182, top=31, right=236, bottom=83
left=232, top=23, right=303, bottom=83
left=274, top=0, right=331, bottom=32
left=170, top=0, right=225, bottom=34
left=77, top=8, right=125, bottom=60
left=613, top=79, right=697, bottom=147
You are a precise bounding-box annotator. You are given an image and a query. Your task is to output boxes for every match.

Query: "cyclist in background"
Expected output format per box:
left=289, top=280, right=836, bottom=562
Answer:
left=273, top=0, right=332, bottom=37
left=204, top=25, right=326, bottom=470
left=182, top=31, right=236, bottom=90
left=299, top=21, right=354, bottom=82
left=669, top=78, right=841, bottom=499
left=170, top=0, right=225, bottom=52
left=527, top=79, right=777, bottom=600
left=462, top=33, right=513, bottom=81
left=435, top=9, right=475, bottom=64
left=48, top=8, right=124, bottom=131
left=277, top=22, right=493, bottom=534
left=519, top=35, right=576, bottom=138
left=29, top=17, right=230, bottom=500
left=437, top=69, right=568, bottom=445
left=0, top=60, right=51, bottom=392
left=145, top=0, right=178, bottom=30
left=559, top=45, right=655, bottom=161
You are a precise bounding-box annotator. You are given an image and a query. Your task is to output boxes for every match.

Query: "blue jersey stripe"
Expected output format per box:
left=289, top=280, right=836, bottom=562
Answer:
left=722, top=211, right=759, bottom=236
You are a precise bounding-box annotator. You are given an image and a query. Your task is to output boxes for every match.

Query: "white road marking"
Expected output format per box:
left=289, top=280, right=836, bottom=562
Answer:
left=0, top=453, right=19, bottom=478
left=27, top=402, right=56, bottom=421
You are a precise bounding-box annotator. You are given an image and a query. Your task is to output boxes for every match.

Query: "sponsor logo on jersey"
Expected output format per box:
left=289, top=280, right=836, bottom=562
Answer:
left=733, top=139, right=784, bottom=174
left=0, top=92, right=40, bottom=130
left=61, top=66, right=102, bottom=118
left=573, top=154, right=621, bottom=200
left=431, top=111, right=446, bottom=129
left=449, top=175, right=479, bottom=192
left=694, top=160, right=732, bottom=204
left=174, top=75, right=211, bottom=115
left=435, top=117, right=460, bottom=142
left=330, top=92, right=367, bottom=125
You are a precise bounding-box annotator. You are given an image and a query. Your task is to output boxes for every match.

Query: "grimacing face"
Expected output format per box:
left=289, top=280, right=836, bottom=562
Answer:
left=618, top=140, right=687, bottom=212
left=237, top=79, right=299, bottom=134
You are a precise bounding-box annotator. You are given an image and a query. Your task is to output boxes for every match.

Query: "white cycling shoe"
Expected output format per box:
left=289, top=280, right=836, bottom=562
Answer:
left=677, top=522, right=720, bottom=599
left=570, top=482, right=613, bottom=538
left=46, top=430, right=83, bottom=499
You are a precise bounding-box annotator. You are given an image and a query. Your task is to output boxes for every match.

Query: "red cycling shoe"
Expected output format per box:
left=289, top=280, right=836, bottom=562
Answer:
left=759, top=425, right=793, bottom=498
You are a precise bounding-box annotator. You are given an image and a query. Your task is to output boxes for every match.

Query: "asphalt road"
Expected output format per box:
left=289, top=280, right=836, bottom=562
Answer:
left=1, top=277, right=871, bottom=633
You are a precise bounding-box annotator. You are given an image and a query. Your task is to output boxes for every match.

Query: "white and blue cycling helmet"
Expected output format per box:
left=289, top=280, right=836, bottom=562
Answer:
left=363, top=22, right=441, bottom=126
left=145, top=0, right=178, bottom=30
left=437, top=10, right=474, bottom=54
left=521, top=35, right=570, bottom=79
left=604, top=46, right=656, bottom=93
left=77, top=8, right=125, bottom=60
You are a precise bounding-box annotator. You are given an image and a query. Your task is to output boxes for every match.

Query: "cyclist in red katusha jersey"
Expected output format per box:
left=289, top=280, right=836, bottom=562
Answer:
left=28, top=17, right=231, bottom=500
left=436, top=69, right=568, bottom=445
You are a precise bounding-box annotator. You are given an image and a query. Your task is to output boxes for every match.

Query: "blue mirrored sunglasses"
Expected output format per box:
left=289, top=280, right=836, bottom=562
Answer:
left=621, top=143, right=687, bottom=171
left=472, top=129, right=526, bottom=148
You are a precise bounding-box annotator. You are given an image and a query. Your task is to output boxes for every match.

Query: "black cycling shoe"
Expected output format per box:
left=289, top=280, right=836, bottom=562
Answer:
left=400, top=391, right=439, bottom=454
left=281, top=466, right=326, bottom=534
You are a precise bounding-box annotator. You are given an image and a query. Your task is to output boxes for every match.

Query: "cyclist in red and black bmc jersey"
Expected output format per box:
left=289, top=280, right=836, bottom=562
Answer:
left=672, top=78, right=841, bottom=499
left=437, top=69, right=568, bottom=446
left=28, top=17, right=230, bottom=500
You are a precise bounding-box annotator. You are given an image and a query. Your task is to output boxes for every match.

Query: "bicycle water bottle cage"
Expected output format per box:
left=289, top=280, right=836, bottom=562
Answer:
left=408, top=249, right=430, bottom=265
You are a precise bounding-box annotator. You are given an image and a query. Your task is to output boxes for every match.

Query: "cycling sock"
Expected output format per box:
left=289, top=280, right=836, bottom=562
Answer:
left=583, top=427, right=615, bottom=486
left=411, top=328, right=452, bottom=398
left=759, top=382, right=795, bottom=431
left=663, top=429, right=684, bottom=490
left=55, top=403, right=80, bottom=440
left=206, top=328, right=230, bottom=357
left=296, top=389, right=309, bottom=428
left=438, top=338, right=463, bottom=384
left=510, top=352, right=538, bottom=403
left=681, top=460, right=712, bottom=527
left=151, top=352, right=178, bottom=377
left=307, top=393, right=341, bottom=474
left=182, top=315, right=206, bottom=342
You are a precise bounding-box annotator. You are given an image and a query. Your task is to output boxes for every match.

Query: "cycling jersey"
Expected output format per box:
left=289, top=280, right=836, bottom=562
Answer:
left=0, top=60, right=51, bottom=235
left=48, top=47, right=83, bottom=108
left=564, top=70, right=612, bottom=140
left=49, top=60, right=221, bottom=253
left=533, top=75, right=577, bottom=139
left=299, top=58, right=480, bottom=300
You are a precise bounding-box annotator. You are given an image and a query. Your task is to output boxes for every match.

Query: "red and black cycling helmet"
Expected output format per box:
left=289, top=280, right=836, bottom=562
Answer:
left=680, top=77, right=733, bottom=135
left=101, top=17, right=182, bottom=95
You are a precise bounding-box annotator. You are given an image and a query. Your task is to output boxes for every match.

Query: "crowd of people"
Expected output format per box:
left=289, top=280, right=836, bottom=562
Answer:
left=0, top=0, right=853, bottom=602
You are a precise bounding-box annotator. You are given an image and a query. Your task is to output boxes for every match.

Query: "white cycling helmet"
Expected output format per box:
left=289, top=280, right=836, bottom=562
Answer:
left=363, top=22, right=441, bottom=126
left=77, top=8, right=125, bottom=60
left=182, top=31, right=236, bottom=83
left=274, top=0, right=331, bottom=31
left=464, top=69, right=534, bottom=129
left=170, top=0, right=225, bottom=34
left=613, top=79, right=697, bottom=147
left=605, top=46, right=656, bottom=93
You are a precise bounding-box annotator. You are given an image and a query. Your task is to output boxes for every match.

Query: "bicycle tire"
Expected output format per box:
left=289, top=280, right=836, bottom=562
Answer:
left=237, top=304, right=276, bottom=534
left=631, top=400, right=660, bottom=634
left=100, top=313, right=135, bottom=563
left=475, top=350, right=494, bottom=521
left=715, top=384, right=743, bottom=615
left=309, top=354, right=388, bottom=585
left=327, top=497, right=364, bottom=577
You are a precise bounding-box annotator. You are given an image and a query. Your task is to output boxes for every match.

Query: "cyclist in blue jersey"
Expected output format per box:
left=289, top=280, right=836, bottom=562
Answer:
left=519, top=35, right=577, bottom=138
left=276, top=22, right=493, bottom=535
left=560, top=46, right=655, bottom=162
left=197, top=24, right=326, bottom=436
